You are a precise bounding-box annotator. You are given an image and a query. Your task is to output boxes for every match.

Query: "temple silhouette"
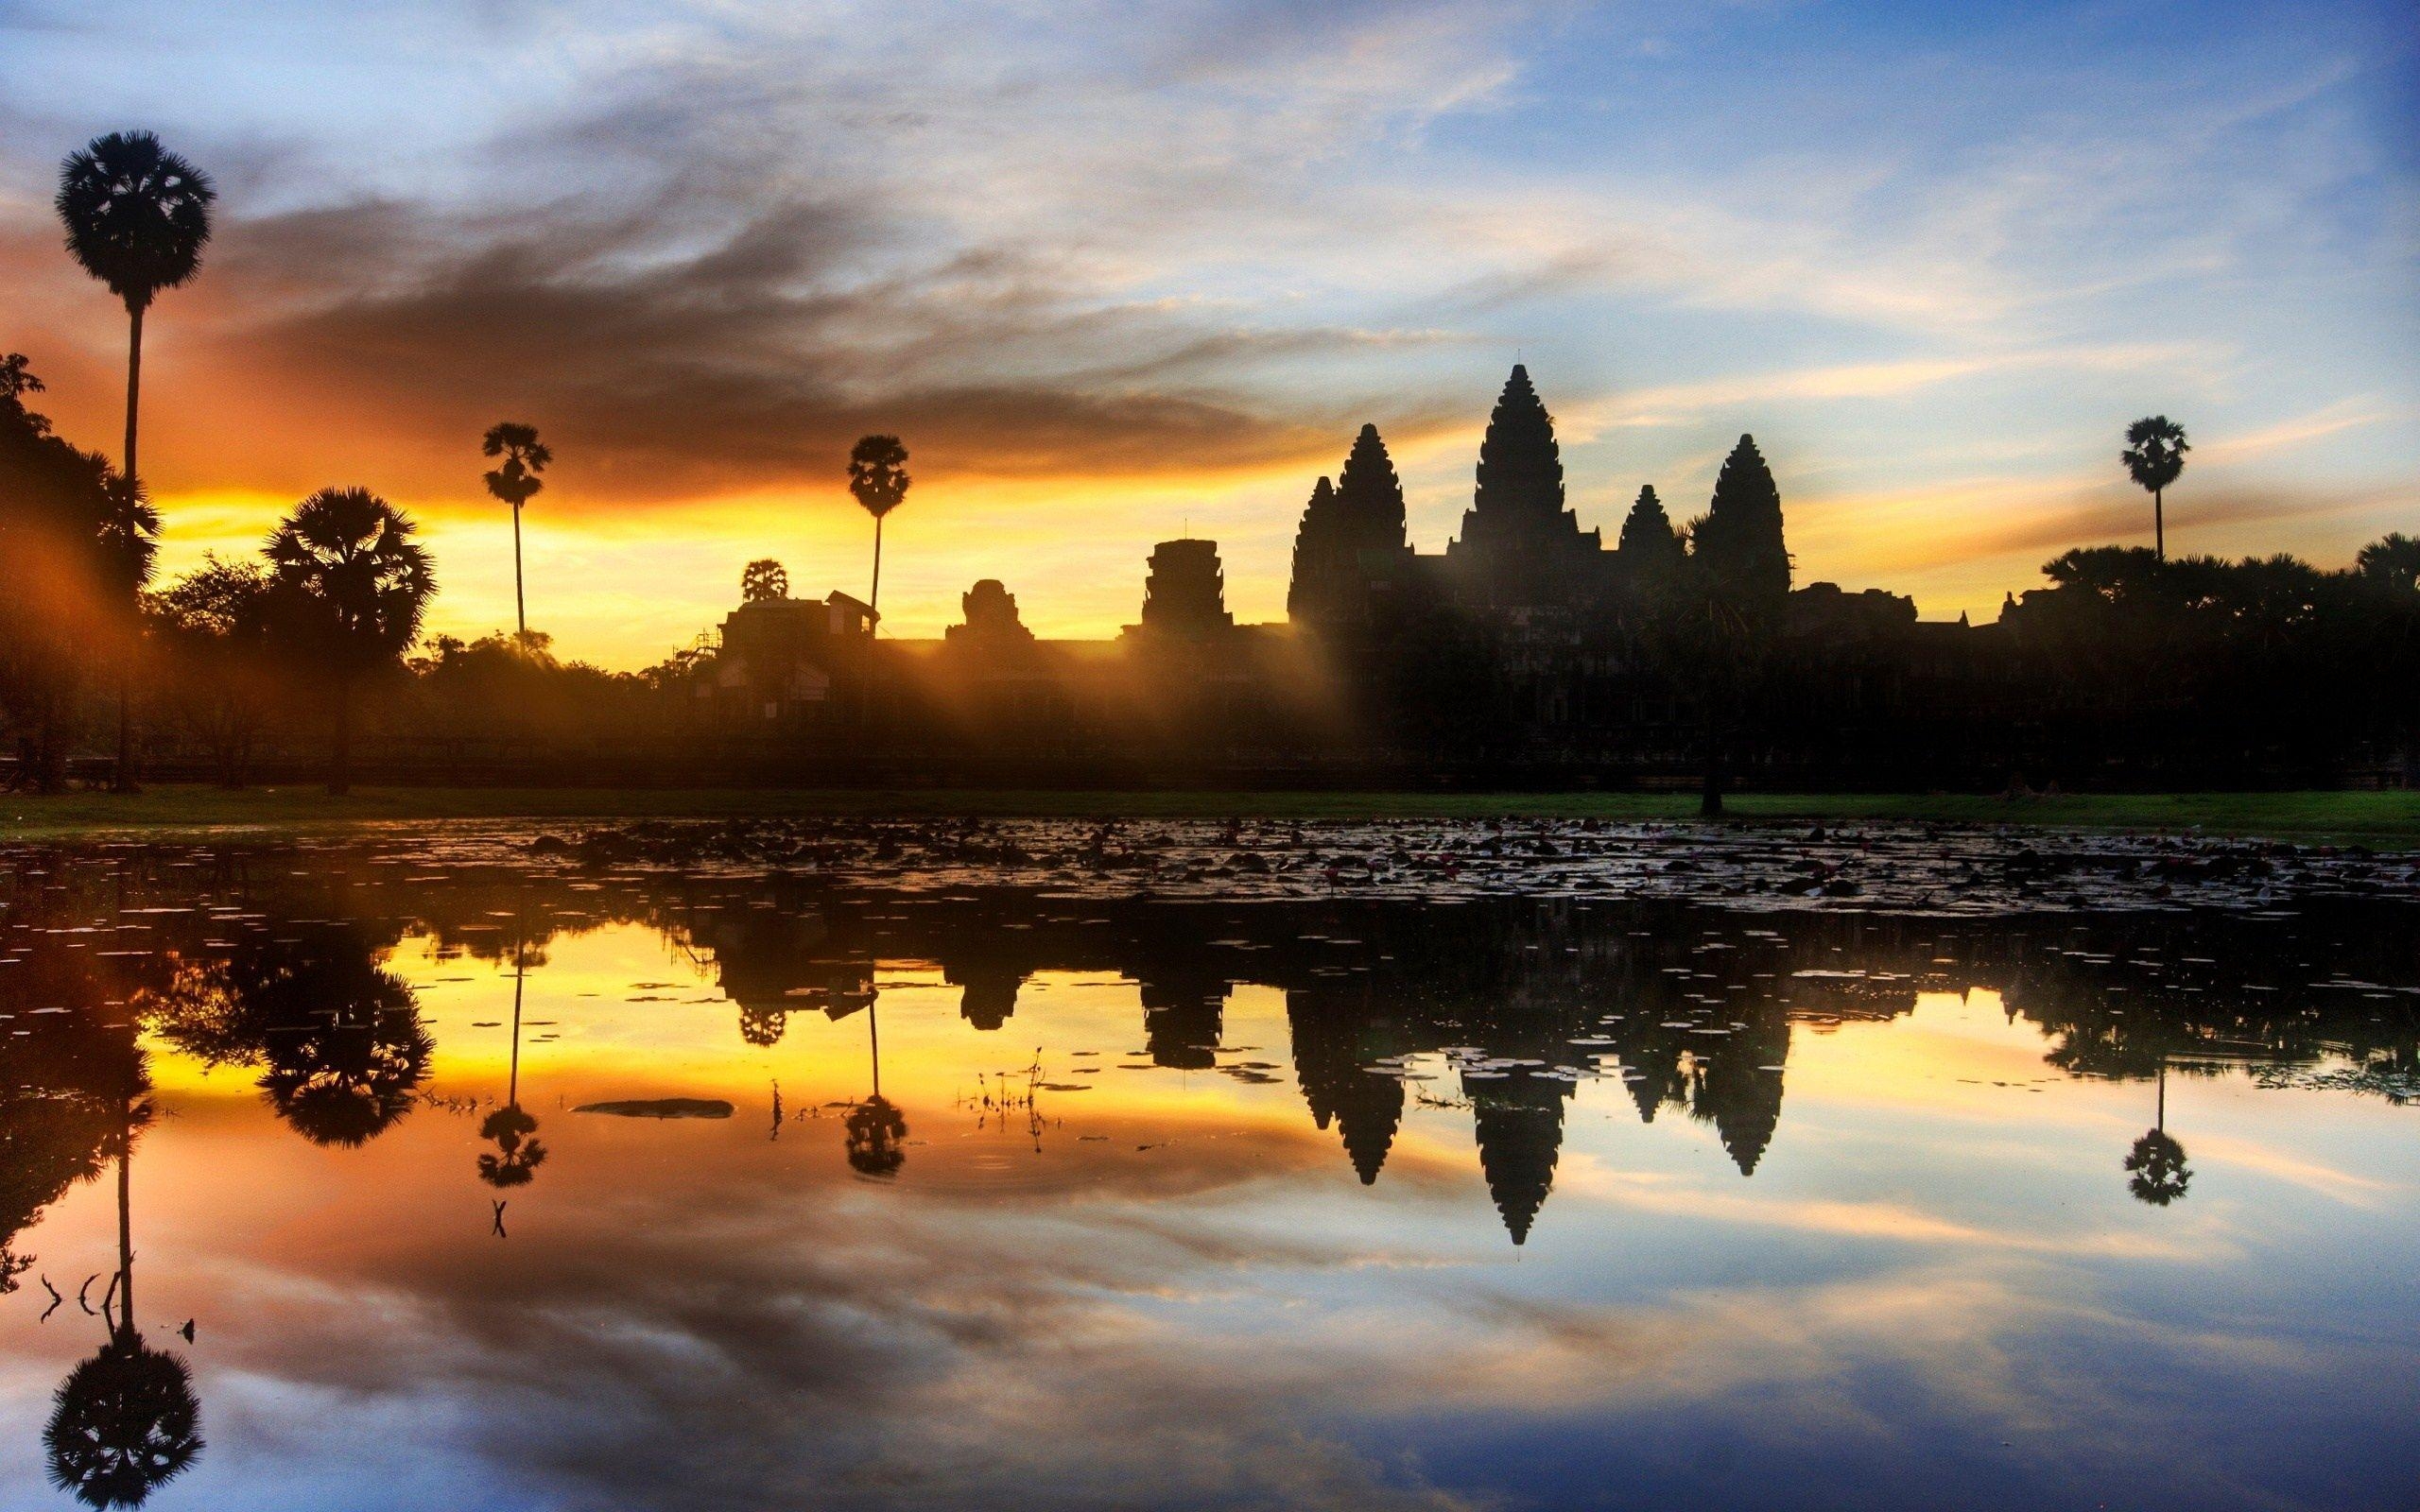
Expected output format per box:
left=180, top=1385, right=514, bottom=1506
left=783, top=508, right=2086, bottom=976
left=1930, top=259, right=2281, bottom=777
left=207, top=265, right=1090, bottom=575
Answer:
left=5, top=846, right=2415, bottom=1261
left=690, top=364, right=2010, bottom=787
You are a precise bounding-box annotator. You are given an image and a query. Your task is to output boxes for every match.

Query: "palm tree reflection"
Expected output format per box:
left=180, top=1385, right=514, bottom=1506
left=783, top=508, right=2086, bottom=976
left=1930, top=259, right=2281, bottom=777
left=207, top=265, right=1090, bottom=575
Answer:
left=143, top=937, right=432, bottom=1148
left=2124, top=1060, right=2193, bottom=1207
left=44, top=1094, right=201, bottom=1509
left=843, top=993, right=908, bottom=1177
left=477, top=934, right=547, bottom=1192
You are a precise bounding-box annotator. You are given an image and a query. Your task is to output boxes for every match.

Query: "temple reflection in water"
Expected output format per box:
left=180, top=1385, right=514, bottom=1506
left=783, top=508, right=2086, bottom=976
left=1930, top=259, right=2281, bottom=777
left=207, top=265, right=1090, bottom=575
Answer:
left=2, top=844, right=2415, bottom=1507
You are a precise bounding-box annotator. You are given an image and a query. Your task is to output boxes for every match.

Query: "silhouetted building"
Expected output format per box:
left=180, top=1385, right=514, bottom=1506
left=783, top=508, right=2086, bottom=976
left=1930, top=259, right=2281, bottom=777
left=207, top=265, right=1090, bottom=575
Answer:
left=663, top=361, right=2029, bottom=785
left=946, top=579, right=1035, bottom=650
left=1289, top=424, right=1413, bottom=632
left=1471, top=1073, right=1572, bottom=1246
left=1129, top=539, right=1236, bottom=641
left=702, top=590, right=876, bottom=728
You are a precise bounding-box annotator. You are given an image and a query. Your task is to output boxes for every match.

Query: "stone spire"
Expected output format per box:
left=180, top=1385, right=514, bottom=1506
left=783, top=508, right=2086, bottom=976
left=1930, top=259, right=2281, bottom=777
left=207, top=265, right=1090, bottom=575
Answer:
left=1448, top=366, right=1600, bottom=607
left=1334, top=422, right=1408, bottom=553
left=1692, top=434, right=1791, bottom=604
left=1459, top=365, right=1579, bottom=550
left=1287, top=475, right=1341, bottom=622
left=1290, top=423, right=1412, bottom=629
left=1471, top=1073, right=1572, bottom=1246
left=1616, top=485, right=1685, bottom=570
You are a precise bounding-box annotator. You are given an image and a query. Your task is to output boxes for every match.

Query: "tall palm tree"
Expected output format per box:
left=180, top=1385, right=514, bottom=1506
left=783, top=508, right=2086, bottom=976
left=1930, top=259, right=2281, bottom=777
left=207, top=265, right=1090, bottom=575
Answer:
left=480, top=423, right=550, bottom=641
left=478, top=924, right=546, bottom=1193
left=846, top=434, right=910, bottom=620
left=844, top=994, right=907, bottom=1177
left=58, top=131, right=216, bottom=793
left=2123, top=1060, right=2192, bottom=1207
left=264, top=488, right=436, bottom=795
left=44, top=1091, right=202, bottom=1511
left=2120, top=416, right=2189, bottom=562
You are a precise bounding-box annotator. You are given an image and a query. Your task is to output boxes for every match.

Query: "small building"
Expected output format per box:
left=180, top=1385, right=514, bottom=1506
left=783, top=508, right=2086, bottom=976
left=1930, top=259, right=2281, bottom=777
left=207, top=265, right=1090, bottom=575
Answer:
left=700, top=590, right=876, bottom=727
left=1126, top=539, right=1236, bottom=641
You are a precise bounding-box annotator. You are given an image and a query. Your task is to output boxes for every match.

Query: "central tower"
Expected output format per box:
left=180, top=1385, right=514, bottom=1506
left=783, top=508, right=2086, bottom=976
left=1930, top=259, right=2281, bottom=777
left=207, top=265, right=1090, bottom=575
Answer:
left=1445, top=365, right=1603, bottom=608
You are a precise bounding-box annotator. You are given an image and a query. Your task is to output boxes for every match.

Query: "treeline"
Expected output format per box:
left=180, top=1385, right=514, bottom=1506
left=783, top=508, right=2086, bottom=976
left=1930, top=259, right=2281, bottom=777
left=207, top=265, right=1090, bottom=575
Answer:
left=1998, top=541, right=2420, bottom=778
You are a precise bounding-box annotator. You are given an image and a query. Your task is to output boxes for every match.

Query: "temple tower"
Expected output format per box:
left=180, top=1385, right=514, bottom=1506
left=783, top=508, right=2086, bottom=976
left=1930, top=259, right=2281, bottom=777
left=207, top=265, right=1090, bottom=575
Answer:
left=1137, top=539, right=1235, bottom=638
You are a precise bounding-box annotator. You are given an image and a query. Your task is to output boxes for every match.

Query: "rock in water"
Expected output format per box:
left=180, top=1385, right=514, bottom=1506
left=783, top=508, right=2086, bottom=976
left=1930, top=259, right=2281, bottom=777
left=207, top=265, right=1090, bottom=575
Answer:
left=573, top=1098, right=735, bottom=1119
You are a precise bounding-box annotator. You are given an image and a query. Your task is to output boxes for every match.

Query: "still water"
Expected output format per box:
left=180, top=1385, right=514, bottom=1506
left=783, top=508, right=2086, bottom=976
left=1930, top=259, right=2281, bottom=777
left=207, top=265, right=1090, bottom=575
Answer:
left=2, top=820, right=2415, bottom=1511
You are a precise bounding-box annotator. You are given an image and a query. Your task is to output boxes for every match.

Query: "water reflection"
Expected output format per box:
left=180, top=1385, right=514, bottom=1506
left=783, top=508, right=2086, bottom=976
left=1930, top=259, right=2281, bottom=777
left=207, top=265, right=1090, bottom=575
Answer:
left=475, top=929, right=545, bottom=1194
left=140, top=931, right=431, bottom=1147
left=0, top=839, right=2413, bottom=1508
left=44, top=1096, right=202, bottom=1511
left=2126, top=1063, right=2193, bottom=1207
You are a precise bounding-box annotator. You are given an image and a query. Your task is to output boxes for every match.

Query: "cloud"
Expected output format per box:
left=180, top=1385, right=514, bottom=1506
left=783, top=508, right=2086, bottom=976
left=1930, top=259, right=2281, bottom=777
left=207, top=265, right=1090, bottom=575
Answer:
left=3, top=0, right=2411, bottom=662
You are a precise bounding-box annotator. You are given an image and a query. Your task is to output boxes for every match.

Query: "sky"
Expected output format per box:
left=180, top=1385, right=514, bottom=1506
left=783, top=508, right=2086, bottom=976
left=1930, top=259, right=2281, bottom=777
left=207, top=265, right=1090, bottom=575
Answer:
left=2, top=0, right=2414, bottom=669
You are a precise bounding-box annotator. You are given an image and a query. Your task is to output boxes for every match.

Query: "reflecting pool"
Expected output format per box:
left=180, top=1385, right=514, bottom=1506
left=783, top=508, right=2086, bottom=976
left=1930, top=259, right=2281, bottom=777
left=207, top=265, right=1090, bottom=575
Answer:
left=2, top=820, right=2415, bottom=1510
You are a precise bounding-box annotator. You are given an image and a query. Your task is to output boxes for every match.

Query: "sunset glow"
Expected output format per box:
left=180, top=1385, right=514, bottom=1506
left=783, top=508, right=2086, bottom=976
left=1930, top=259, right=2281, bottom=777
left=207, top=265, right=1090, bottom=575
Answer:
left=5, top=1, right=2412, bottom=666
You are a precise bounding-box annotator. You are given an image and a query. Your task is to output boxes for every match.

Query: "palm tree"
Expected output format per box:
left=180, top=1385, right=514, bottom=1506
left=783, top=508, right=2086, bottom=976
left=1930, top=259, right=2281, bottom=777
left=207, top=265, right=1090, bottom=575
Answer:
left=2123, top=1061, right=2192, bottom=1207
left=44, top=1091, right=201, bottom=1510
left=844, top=993, right=907, bottom=1177
left=58, top=132, right=216, bottom=793
left=2120, top=417, right=2189, bottom=562
left=480, top=423, right=550, bottom=641
left=846, top=434, right=911, bottom=620
left=477, top=928, right=546, bottom=1193
left=2354, top=533, right=2420, bottom=594
left=740, top=558, right=789, bottom=603
left=264, top=488, right=436, bottom=795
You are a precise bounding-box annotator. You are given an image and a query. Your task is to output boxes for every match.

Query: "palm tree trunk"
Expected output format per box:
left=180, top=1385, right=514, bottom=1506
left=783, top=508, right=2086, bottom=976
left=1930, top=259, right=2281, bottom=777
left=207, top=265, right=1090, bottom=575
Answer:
left=112, top=304, right=145, bottom=794
left=123, top=304, right=143, bottom=498
left=327, top=680, right=353, bottom=796
left=512, top=501, right=527, bottom=640
left=863, top=515, right=885, bottom=731
left=116, top=1110, right=134, bottom=1335
left=2154, top=487, right=2164, bottom=562
left=509, top=937, right=526, bottom=1108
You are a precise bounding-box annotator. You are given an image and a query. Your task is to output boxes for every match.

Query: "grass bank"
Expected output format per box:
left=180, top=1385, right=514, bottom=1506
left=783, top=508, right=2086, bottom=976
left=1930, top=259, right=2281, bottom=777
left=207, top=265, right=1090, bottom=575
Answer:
left=4, top=785, right=2416, bottom=847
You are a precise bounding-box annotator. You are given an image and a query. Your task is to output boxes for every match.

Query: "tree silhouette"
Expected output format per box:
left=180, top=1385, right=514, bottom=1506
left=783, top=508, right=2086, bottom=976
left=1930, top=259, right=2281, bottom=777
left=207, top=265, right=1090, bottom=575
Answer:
left=0, top=932, right=149, bottom=1295
left=740, top=558, right=789, bottom=603
left=0, top=359, right=134, bottom=790
left=845, top=1095, right=908, bottom=1177
left=143, top=555, right=278, bottom=787
left=480, top=422, right=551, bottom=640
left=2123, top=1061, right=2192, bottom=1206
left=264, top=487, right=436, bottom=794
left=844, top=994, right=907, bottom=1176
left=2355, top=532, right=2420, bottom=594
left=2125, top=1127, right=2191, bottom=1205
left=2121, top=416, right=2188, bottom=562
left=0, top=351, right=43, bottom=403
left=846, top=434, right=910, bottom=619
left=143, top=940, right=432, bottom=1148
left=57, top=131, right=215, bottom=793
left=255, top=977, right=433, bottom=1149
left=44, top=1094, right=201, bottom=1510
left=477, top=941, right=546, bottom=1191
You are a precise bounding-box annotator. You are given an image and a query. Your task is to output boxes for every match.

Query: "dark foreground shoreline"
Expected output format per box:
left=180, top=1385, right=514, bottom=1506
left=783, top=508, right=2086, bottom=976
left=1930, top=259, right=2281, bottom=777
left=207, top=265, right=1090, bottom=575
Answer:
left=4, top=784, right=2418, bottom=847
